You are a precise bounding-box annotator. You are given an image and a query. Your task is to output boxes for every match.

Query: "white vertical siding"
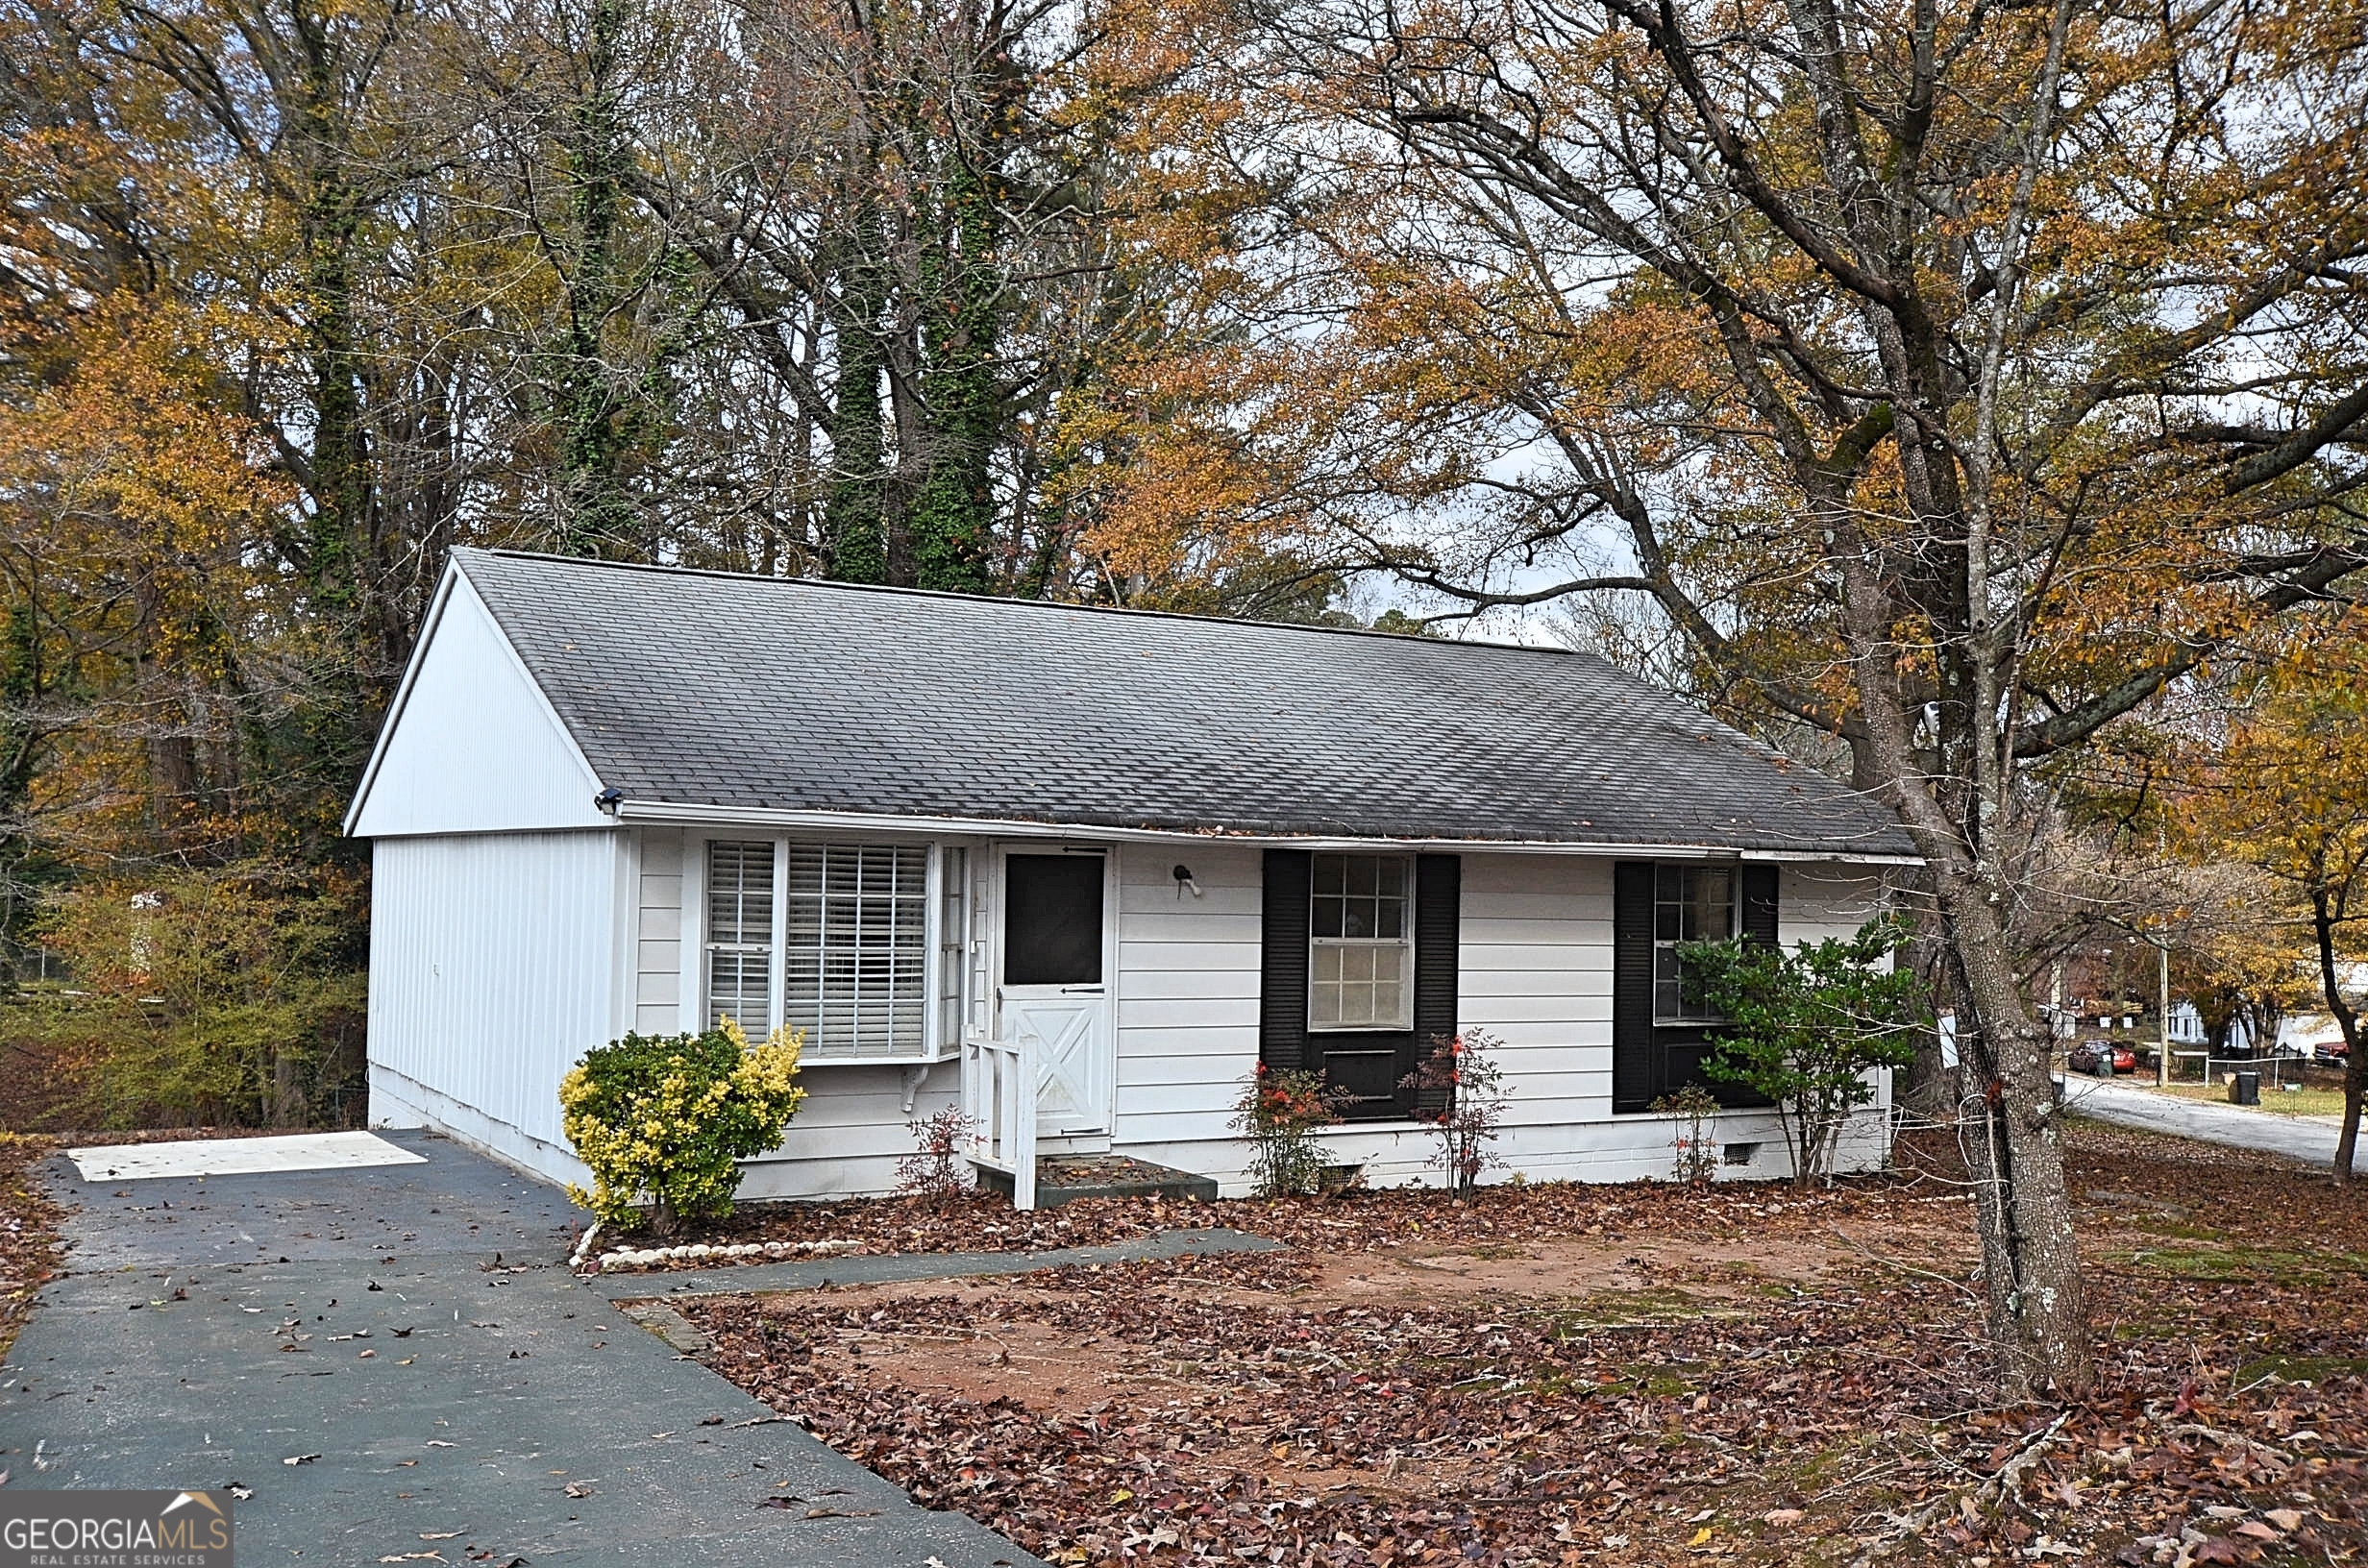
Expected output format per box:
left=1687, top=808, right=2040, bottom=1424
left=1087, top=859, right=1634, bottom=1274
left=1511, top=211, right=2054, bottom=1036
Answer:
left=367, top=830, right=623, bottom=1185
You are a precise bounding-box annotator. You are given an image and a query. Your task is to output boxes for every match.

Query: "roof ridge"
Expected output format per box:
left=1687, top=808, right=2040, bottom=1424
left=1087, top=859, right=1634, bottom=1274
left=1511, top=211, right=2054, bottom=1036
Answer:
left=456, top=545, right=1611, bottom=662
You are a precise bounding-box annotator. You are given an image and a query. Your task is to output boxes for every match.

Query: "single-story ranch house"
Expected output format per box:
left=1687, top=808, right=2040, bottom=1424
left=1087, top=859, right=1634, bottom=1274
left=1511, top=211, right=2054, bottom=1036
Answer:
left=346, top=549, right=1918, bottom=1204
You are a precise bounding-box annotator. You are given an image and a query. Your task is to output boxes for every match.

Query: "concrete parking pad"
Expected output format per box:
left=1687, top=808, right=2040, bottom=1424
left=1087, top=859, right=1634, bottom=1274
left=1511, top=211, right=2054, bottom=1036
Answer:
left=66, top=1131, right=428, bottom=1184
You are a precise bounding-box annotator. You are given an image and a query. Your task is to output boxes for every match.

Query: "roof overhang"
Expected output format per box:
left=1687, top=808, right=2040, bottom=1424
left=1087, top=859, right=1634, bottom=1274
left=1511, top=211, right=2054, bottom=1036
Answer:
left=597, top=797, right=1925, bottom=865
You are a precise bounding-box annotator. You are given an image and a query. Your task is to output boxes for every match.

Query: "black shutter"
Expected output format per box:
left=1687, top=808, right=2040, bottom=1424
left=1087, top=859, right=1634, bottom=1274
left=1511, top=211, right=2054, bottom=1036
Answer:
left=1613, top=861, right=1656, bottom=1113
left=1259, top=849, right=1313, bottom=1071
left=1404, top=854, right=1462, bottom=1115
left=1741, top=864, right=1780, bottom=948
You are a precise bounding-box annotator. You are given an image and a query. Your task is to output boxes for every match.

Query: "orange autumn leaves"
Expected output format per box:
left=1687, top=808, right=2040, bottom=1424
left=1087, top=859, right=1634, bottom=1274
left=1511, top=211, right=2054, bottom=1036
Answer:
left=0, top=301, right=296, bottom=861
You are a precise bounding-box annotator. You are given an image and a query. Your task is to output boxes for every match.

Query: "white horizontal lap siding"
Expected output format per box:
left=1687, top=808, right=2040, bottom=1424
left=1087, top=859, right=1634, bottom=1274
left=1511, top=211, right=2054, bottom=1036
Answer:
left=368, top=830, right=623, bottom=1184
left=735, top=1062, right=963, bottom=1201
left=1781, top=863, right=1898, bottom=1131
left=1780, top=863, right=1889, bottom=945
left=635, top=827, right=684, bottom=1034
left=1113, top=844, right=1262, bottom=1146
left=1455, top=853, right=1614, bottom=1119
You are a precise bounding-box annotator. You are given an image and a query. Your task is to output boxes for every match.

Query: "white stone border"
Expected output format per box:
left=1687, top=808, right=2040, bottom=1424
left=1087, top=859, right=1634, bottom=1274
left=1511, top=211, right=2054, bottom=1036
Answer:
left=596, top=1237, right=865, bottom=1272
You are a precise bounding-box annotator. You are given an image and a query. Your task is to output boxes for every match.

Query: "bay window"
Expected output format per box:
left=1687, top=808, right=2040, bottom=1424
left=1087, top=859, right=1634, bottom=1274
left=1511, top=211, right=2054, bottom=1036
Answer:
left=701, top=838, right=947, bottom=1061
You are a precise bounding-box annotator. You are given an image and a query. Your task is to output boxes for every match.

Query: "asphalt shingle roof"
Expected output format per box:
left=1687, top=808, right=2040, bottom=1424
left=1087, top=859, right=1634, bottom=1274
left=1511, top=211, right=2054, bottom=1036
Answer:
left=449, top=549, right=1914, bottom=856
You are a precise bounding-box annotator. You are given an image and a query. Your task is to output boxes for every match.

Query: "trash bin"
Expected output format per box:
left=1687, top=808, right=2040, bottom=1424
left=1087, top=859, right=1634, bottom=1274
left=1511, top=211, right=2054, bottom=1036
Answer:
left=2231, top=1070, right=2260, bottom=1106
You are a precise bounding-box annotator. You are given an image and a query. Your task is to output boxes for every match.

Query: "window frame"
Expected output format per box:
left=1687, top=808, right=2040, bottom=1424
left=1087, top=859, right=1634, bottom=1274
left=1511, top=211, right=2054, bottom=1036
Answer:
left=682, top=832, right=957, bottom=1065
left=1651, top=862, right=1739, bottom=1026
left=1306, top=851, right=1417, bottom=1034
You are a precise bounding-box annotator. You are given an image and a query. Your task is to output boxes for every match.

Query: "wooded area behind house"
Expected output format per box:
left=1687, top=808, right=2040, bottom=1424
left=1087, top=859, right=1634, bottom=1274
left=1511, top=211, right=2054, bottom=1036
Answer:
left=2, top=0, right=2365, bottom=1400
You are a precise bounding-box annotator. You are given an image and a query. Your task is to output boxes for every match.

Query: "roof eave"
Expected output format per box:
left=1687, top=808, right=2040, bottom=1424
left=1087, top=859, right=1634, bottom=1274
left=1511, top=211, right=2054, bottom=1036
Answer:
left=601, top=797, right=1923, bottom=864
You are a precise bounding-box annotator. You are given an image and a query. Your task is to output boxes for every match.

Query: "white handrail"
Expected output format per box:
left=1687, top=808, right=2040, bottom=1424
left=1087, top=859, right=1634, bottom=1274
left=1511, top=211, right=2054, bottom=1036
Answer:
left=963, top=1034, right=1038, bottom=1211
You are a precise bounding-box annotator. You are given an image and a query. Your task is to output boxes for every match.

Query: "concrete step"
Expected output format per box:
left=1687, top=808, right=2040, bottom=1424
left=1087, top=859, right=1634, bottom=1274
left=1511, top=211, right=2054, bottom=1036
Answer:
left=976, top=1153, right=1219, bottom=1209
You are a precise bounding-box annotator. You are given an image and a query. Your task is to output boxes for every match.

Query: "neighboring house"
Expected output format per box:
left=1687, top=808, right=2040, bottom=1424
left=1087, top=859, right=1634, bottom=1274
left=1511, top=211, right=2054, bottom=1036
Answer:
left=2275, top=1016, right=2349, bottom=1058
left=2167, top=1001, right=2207, bottom=1046
left=344, top=550, right=1919, bottom=1202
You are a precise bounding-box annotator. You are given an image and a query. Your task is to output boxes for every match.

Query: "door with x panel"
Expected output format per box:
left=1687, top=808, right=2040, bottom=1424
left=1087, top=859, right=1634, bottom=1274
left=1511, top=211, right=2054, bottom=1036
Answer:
left=998, top=847, right=1115, bottom=1148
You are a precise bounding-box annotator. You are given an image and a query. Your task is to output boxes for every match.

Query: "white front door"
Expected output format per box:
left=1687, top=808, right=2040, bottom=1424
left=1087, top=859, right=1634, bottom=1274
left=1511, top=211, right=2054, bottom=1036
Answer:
left=999, top=846, right=1115, bottom=1147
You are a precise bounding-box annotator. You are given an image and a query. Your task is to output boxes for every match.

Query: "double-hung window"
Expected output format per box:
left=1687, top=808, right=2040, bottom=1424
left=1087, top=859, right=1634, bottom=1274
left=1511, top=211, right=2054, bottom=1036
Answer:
left=1310, top=852, right=1414, bottom=1031
left=704, top=841, right=776, bottom=1033
left=1652, top=864, right=1735, bottom=1023
left=702, top=839, right=938, bottom=1059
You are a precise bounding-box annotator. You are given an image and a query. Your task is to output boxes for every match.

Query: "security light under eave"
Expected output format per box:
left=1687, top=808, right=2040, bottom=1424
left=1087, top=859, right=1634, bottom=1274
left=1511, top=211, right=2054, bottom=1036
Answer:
left=1173, top=864, right=1203, bottom=898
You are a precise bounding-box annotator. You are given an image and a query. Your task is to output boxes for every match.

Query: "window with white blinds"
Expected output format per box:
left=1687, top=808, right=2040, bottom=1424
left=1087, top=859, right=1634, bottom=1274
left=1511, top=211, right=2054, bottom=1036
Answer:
left=704, top=841, right=775, bottom=1033
left=782, top=844, right=929, bottom=1058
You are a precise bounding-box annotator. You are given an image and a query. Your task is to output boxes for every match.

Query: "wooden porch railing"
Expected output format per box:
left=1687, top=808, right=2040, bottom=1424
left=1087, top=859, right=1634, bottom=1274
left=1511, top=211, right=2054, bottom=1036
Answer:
left=964, top=1034, right=1037, bottom=1211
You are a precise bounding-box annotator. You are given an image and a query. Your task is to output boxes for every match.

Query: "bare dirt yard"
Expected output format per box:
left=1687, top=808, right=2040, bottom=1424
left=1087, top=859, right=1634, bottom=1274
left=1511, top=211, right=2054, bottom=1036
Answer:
left=681, top=1122, right=2368, bottom=1567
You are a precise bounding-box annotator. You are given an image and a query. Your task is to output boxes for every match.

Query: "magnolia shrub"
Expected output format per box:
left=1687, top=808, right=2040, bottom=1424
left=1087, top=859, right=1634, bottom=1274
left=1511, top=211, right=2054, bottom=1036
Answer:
left=558, top=1018, right=806, bottom=1233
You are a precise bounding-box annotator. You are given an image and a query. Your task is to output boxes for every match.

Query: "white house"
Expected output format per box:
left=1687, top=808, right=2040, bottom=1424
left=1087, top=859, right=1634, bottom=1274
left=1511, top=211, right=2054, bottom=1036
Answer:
left=345, top=549, right=1918, bottom=1203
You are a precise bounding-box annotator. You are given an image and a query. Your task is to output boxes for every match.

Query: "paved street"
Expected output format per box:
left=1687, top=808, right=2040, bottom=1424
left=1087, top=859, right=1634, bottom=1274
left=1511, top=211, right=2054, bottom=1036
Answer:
left=0, top=1131, right=1047, bottom=1566
left=2060, top=1074, right=2360, bottom=1174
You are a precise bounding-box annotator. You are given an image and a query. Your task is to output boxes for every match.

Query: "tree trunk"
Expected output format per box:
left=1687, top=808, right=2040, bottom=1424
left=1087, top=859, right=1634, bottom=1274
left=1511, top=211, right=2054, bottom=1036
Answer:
left=1939, top=890, right=2091, bottom=1397
left=910, top=152, right=999, bottom=594
left=2311, top=888, right=2362, bottom=1184
left=826, top=202, right=891, bottom=584
left=1838, top=546, right=2092, bottom=1400
left=553, top=0, right=649, bottom=561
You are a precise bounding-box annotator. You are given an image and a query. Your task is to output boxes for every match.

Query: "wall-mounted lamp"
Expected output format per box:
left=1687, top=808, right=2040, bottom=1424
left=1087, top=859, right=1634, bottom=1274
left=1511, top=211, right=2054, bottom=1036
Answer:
left=1172, top=864, right=1203, bottom=899
left=594, top=787, right=625, bottom=815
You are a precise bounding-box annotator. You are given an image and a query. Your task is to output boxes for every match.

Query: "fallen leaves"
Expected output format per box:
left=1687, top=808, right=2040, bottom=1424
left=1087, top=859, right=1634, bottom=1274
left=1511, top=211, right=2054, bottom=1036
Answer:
left=680, top=1123, right=2368, bottom=1567
left=0, top=1135, right=62, bottom=1367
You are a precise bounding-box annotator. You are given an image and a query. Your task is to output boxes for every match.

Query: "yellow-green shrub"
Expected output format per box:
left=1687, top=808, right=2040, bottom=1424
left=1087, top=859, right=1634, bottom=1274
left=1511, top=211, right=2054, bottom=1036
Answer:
left=558, top=1019, right=805, bottom=1233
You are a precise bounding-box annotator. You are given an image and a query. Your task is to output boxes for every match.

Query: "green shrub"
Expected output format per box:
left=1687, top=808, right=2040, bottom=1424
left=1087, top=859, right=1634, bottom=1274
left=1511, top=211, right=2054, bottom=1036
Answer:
left=1677, top=915, right=1928, bottom=1189
left=558, top=1019, right=806, bottom=1233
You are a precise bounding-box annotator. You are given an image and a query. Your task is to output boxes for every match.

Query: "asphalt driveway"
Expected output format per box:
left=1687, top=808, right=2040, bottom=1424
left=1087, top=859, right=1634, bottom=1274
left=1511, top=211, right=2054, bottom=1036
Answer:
left=0, top=1131, right=1045, bottom=1566
left=2060, top=1074, right=2360, bottom=1174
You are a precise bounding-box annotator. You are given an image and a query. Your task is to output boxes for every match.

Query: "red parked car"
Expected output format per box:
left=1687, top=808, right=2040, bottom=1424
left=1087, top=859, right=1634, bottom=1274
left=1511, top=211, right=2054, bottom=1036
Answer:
left=2068, top=1039, right=2138, bottom=1076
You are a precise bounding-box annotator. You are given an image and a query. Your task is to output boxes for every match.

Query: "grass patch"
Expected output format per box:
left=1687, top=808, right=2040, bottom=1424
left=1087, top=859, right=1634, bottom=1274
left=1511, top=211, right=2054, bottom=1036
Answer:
left=2150, top=1084, right=2352, bottom=1116
left=2236, top=1353, right=2368, bottom=1387
left=1536, top=1287, right=1752, bottom=1331
left=2105, top=1243, right=2368, bottom=1284
left=2118, top=1214, right=2225, bottom=1241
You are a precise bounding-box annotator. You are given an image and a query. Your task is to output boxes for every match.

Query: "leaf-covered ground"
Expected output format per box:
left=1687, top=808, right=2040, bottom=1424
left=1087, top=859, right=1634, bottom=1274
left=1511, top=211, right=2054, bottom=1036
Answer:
left=681, top=1123, right=2368, bottom=1566
left=0, top=1133, right=62, bottom=1362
